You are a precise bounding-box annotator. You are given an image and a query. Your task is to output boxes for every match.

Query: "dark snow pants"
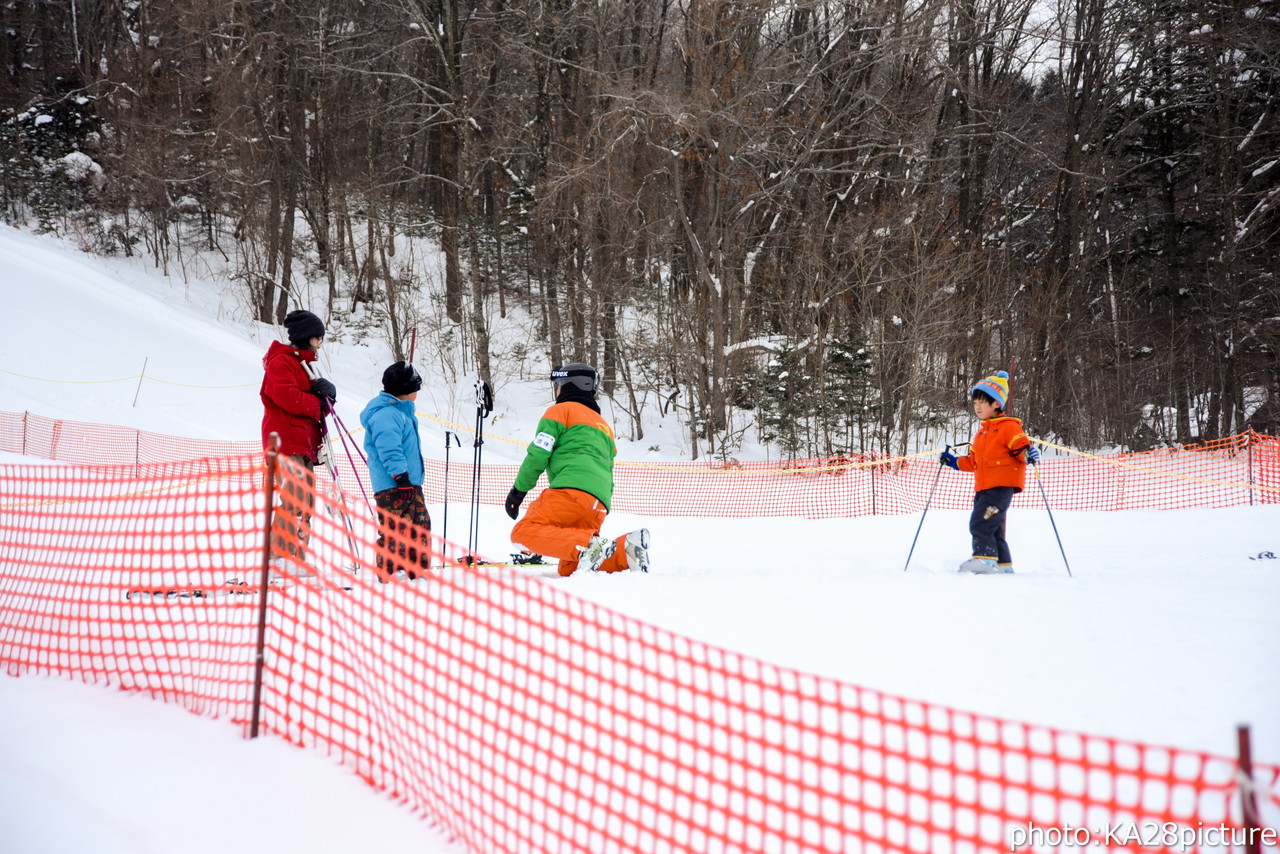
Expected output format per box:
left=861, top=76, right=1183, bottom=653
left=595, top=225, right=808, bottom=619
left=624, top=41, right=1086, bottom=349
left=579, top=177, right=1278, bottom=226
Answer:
left=969, top=486, right=1017, bottom=567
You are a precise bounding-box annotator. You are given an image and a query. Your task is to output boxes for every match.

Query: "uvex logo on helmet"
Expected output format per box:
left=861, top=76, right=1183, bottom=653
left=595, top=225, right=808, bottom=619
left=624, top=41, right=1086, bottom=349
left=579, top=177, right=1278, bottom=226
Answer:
left=551, top=363, right=598, bottom=393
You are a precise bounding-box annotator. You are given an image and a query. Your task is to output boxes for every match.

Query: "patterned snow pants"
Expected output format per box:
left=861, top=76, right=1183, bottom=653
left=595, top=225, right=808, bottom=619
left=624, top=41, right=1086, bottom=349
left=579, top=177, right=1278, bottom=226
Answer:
left=374, top=485, right=433, bottom=581
left=272, top=455, right=315, bottom=561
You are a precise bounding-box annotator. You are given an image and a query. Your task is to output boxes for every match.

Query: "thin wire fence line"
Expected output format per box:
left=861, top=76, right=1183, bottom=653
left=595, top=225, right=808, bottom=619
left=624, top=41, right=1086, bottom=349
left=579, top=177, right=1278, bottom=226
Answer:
left=0, top=365, right=258, bottom=388
left=4, top=358, right=1274, bottom=476
left=1, top=453, right=1276, bottom=853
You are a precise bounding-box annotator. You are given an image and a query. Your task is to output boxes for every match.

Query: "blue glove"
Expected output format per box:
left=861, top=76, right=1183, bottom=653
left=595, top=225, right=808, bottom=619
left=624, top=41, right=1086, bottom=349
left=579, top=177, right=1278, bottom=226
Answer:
left=939, top=447, right=959, bottom=470
left=1024, top=445, right=1041, bottom=465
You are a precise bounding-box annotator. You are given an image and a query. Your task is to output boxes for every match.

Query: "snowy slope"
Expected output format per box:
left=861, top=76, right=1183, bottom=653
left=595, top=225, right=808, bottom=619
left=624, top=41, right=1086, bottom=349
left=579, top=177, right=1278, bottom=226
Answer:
left=2, top=225, right=1278, bottom=852
left=2, top=225, right=276, bottom=440
left=0, top=225, right=537, bottom=462
left=0, top=675, right=467, bottom=854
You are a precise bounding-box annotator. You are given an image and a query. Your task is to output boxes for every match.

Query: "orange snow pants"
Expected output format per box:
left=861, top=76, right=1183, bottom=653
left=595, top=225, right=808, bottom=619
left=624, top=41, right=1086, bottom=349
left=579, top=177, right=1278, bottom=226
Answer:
left=511, top=487, right=628, bottom=576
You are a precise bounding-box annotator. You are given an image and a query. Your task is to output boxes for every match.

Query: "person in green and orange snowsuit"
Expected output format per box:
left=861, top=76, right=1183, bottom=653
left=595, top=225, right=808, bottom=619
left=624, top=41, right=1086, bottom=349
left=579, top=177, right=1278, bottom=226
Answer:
left=940, top=370, right=1041, bottom=574
left=504, top=363, right=650, bottom=576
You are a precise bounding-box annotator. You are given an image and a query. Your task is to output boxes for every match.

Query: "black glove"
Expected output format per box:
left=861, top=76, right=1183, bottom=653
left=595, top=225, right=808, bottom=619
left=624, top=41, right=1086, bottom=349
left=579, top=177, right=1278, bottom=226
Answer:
left=505, top=488, right=527, bottom=520
left=939, top=447, right=959, bottom=470
left=393, top=472, right=414, bottom=491
left=311, top=377, right=336, bottom=403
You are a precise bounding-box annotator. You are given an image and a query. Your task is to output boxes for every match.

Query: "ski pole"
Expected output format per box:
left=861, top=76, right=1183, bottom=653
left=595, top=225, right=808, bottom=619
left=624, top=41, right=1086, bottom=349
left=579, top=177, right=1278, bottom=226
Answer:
left=299, top=362, right=374, bottom=513
left=442, top=430, right=461, bottom=552
left=1033, top=458, right=1072, bottom=577
left=327, top=409, right=376, bottom=515
left=903, top=447, right=947, bottom=572
left=903, top=442, right=967, bottom=572
left=323, top=407, right=368, bottom=466
left=466, top=380, right=493, bottom=563
left=300, top=361, right=364, bottom=568
left=320, top=422, right=365, bottom=569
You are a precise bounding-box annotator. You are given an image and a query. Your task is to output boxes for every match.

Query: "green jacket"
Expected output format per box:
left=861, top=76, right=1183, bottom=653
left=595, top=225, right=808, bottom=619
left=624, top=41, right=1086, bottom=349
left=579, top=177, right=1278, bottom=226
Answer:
left=513, top=401, right=617, bottom=509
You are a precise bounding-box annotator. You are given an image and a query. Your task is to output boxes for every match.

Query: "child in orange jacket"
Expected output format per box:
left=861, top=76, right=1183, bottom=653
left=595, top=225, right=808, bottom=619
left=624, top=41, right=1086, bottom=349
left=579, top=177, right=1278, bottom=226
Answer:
left=940, top=371, right=1040, bottom=573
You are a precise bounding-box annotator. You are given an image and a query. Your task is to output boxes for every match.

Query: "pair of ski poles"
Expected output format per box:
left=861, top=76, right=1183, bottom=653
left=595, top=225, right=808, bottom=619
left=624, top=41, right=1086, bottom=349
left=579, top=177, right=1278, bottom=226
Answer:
left=453, top=380, right=492, bottom=564
left=300, top=361, right=374, bottom=568
left=437, top=381, right=494, bottom=563
left=306, top=361, right=496, bottom=567
left=902, top=441, right=1071, bottom=576
left=424, top=381, right=493, bottom=564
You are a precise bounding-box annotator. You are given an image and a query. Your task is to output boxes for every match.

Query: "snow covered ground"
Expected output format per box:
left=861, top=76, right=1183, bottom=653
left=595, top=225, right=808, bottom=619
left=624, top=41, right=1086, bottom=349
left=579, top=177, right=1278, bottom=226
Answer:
left=2, top=225, right=1278, bottom=852
left=0, top=675, right=468, bottom=854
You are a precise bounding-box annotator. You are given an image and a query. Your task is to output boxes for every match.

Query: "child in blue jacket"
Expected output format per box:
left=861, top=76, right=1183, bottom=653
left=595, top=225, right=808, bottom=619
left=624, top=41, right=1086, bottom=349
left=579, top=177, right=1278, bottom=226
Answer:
left=360, top=361, right=430, bottom=581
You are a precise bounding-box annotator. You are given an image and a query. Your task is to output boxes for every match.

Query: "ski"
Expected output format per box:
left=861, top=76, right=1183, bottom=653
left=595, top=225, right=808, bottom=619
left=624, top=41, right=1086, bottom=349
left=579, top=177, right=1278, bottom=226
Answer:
left=452, top=551, right=544, bottom=570
left=125, top=579, right=265, bottom=601
left=125, top=573, right=355, bottom=601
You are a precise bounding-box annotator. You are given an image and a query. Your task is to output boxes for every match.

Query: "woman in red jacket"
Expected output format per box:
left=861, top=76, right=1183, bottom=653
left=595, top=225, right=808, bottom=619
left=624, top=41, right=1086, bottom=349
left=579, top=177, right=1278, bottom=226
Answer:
left=939, top=371, right=1040, bottom=574
left=260, top=310, right=337, bottom=568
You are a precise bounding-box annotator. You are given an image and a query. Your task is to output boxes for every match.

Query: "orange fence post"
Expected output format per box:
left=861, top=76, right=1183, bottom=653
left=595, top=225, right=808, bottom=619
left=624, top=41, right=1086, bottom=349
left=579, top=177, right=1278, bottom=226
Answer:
left=1247, top=429, right=1256, bottom=507
left=1237, top=724, right=1263, bottom=854
left=870, top=456, right=877, bottom=515
left=250, top=432, right=281, bottom=739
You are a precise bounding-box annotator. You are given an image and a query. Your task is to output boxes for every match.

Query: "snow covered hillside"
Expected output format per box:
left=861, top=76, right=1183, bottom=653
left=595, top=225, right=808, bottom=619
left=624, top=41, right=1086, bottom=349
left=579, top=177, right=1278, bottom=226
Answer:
left=2, top=225, right=1278, bottom=852
left=0, top=675, right=469, bottom=854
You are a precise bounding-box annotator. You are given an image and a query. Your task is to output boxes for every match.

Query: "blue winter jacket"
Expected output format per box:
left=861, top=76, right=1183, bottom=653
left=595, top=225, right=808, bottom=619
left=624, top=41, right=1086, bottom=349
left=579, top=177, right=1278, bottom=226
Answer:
left=359, top=392, right=425, bottom=493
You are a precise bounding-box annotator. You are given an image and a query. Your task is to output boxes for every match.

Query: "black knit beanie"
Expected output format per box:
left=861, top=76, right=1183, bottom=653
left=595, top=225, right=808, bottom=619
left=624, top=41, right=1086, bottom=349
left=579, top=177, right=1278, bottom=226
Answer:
left=283, top=310, right=325, bottom=347
left=382, top=361, right=423, bottom=396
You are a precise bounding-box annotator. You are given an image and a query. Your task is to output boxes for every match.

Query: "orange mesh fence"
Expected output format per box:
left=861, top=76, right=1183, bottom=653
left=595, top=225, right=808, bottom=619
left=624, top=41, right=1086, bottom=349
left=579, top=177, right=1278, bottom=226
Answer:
left=2, top=447, right=1278, bottom=852
left=5, top=410, right=1276, bottom=518
left=0, top=455, right=265, bottom=713
left=0, top=408, right=260, bottom=466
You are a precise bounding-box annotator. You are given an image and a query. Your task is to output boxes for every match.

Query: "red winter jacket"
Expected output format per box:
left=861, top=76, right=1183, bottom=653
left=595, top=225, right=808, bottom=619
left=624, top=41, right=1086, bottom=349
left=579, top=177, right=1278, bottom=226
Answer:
left=260, top=340, right=323, bottom=461
left=957, top=415, right=1032, bottom=492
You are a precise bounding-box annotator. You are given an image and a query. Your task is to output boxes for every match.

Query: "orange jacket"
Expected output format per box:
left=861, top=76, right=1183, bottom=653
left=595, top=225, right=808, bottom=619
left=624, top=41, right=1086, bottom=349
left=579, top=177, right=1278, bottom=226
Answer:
left=957, top=415, right=1032, bottom=492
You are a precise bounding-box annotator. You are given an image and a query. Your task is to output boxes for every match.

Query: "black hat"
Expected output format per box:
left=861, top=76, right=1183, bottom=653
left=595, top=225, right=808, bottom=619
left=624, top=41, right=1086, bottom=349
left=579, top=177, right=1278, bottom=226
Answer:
left=383, top=361, right=423, bottom=396
left=283, top=310, right=325, bottom=347
left=550, top=363, right=598, bottom=393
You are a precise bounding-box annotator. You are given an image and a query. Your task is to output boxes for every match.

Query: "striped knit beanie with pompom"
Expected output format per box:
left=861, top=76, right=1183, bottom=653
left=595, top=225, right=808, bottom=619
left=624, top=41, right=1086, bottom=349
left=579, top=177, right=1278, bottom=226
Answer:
left=971, top=371, right=1010, bottom=408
